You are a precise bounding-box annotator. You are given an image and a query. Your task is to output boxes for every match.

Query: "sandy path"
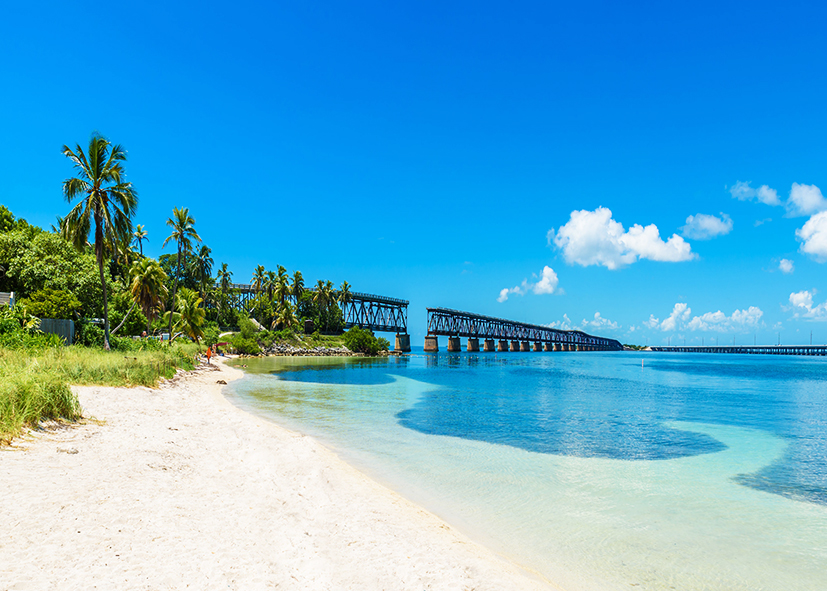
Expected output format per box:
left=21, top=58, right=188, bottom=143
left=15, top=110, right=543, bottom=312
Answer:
left=1, top=358, right=554, bottom=591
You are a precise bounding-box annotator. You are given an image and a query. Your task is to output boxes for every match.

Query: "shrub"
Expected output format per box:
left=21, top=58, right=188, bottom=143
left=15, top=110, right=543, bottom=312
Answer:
left=232, top=335, right=260, bottom=355
left=238, top=316, right=259, bottom=339
left=342, top=326, right=389, bottom=355
left=20, top=289, right=82, bottom=320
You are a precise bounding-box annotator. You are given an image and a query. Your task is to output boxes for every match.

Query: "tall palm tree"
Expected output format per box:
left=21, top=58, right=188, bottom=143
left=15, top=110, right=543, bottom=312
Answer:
left=339, top=280, right=352, bottom=311
left=216, top=262, right=232, bottom=313
left=251, top=265, right=266, bottom=292
left=129, top=258, right=168, bottom=334
left=190, top=244, right=213, bottom=300
left=62, top=132, right=138, bottom=350
left=291, top=270, right=304, bottom=308
left=265, top=270, right=277, bottom=302
left=133, top=224, right=148, bottom=256
left=275, top=266, right=290, bottom=307
left=274, top=301, right=298, bottom=331
left=162, top=207, right=201, bottom=335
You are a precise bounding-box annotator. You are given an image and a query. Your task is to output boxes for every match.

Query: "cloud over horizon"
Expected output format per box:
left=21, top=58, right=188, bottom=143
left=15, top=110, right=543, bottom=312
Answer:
left=498, top=265, right=560, bottom=302
left=648, top=302, right=764, bottom=333
left=549, top=207, right=695, bottom=270
left=788, top=290, right=827, bottom=321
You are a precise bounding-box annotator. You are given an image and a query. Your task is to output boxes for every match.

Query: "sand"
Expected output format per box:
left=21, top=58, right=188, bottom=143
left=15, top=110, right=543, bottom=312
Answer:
left=0, top=358, right=555, bottom=591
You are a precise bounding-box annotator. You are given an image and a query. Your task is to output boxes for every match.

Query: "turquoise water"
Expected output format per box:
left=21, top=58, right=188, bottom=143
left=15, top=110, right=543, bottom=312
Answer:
left=225, top=352, right=827, bottom=590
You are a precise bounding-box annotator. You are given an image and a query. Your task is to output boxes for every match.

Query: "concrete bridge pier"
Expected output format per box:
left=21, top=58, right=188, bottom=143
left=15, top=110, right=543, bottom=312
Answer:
left=520, top=341, right=530, bottom=352
left=467, top=338, right=480, bottom=352
left=484, top=339, right=496, bottom=352
left=509, top=340, right=520, bottom=352
left=395, top=333, right=411, bottom=352
left=447, top=337, right=462, bottom=352
left=424, top=336, right=439, bottom=352
left=498, top=340, right=509, bottom=352
left=544, top=342, right=554, bottom=352
left=533, top=342, right=542, bottom=352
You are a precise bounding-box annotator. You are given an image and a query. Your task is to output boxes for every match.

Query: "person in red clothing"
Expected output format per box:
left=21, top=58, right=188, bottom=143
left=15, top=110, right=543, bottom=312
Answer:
left=206, top=346, right=212, bottom=365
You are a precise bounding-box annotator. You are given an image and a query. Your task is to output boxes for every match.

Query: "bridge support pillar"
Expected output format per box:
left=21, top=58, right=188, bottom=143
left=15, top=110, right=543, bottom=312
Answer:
left=498, top=340, right=509, bottom=352
left=424, top=336, right=439, bottom=352
left=510, top=340, right=520, bottom=352
left=395, top=334, right=411, bottom=352
left=520, top=341, right=530, bottom=352
left=544, top=342, right=554, bottom=352
left=533, top=342, right=542, bottom=352
left=467, top=338, right=479, bottom=352
left=484, top=339, right=496, bottom=352
left=553, top=343, right=561, bottom=351
left=447, top=337, right=462, bottom=352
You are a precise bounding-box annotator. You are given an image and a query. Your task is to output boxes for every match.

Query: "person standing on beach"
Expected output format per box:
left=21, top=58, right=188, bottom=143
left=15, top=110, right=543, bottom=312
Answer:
left=206, top=346, right=212, bottom=365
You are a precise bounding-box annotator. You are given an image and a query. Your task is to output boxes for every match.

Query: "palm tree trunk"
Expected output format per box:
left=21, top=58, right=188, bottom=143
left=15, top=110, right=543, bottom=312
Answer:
left=168, top=243, right=182, bottom=335
left=99, top=256, right=111, bottom=350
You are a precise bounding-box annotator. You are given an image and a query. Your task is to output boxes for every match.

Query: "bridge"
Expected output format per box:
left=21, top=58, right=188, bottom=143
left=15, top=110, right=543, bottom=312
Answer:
left=425, top=307, right=623, bottom=352
left=651, top=345, right=827, bottom=356
left=220, top=284, right=411, bottom=351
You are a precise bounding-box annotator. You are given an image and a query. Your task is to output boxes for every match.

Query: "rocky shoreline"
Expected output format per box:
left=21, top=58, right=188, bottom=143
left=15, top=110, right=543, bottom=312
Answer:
left=250, top=343, right=405, bottom=357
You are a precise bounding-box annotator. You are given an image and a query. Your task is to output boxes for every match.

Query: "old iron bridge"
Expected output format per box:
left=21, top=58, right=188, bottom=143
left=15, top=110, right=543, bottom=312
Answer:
left=425, top=307, right=623, bottom=352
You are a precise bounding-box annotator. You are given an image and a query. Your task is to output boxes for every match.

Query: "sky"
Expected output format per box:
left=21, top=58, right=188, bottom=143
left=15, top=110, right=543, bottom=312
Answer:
left=2, top=0, right=827, bottom=345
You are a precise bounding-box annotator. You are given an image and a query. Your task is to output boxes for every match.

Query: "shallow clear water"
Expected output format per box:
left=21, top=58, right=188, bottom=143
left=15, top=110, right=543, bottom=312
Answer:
left=224, top=352, right=827, bottom=591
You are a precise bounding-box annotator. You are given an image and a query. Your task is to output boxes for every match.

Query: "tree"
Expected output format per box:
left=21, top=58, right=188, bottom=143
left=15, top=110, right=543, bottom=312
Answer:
left=20, top=289, right=82, bottom=320
left=162, top=207, right=201, bottom=335
left=275, top=265, right=290, bottom=307
left=129, top=258, right=168, bottom=334
left=62, top=132, right=138, bottom=350
left=133, top=224, right=148, bottom=255
left=339, top=280, right=352, bottom=311
left=190, top=244, right=213, bottom=299
left=265, top=270, right=277, bottom=302
left=251, top=265, right=266, bottom=292
left=291, top=270, right=304, bottom=308
left=274, top=301, right=298, bottom=331
left=176, top=287, right=206, bottom=346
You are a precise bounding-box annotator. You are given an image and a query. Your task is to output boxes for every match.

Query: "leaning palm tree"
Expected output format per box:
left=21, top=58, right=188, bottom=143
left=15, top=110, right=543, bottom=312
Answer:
left=162, top=207, right=201, bottom=335
left=129, top=258, right=168, bottom=334
left=62, top=132, right=138, bottom=350
left=176, top=287, right=206, bottom=346
left=133, top=224, right=148, bottom=256
left=190, top=244, right=213, bottom=300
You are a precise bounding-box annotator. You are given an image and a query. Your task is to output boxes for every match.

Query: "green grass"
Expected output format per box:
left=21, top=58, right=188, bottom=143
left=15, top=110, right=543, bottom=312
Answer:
left=0, top=343, right=198, bottom=444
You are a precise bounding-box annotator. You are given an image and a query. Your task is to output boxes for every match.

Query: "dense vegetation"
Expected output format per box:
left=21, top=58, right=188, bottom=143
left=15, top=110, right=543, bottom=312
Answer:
left=0, top=131, right=379, bottom=441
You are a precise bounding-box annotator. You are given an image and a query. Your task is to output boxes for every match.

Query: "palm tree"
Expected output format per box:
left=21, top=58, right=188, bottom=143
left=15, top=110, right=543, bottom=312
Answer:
left=62, top=132, right=138, bottom=350
left=162, top=207, right=201, bottom=335
left=274, top=301, right=298, bottom=331
left=177, top=287, right=206, bottom=346
left=190, top=244, right=213, bottom=299
left=275, top=266, right=290, bottom=307
left=216, top=262, right=232, bottom=313
left=129, top=258, right=168, bottom=334
left=265, top=270, right=277, bottom=302
left=339, top=281, right=352, bottom=311
left=251, top=265, right=266, bottom=292
left=291, top=270, right=304, bottom=308
left=133, top=224, right=148, bottom=256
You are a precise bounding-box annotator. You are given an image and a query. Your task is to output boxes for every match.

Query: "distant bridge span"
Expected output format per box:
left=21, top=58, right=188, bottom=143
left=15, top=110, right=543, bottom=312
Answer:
left=651, top=345, right=827, bottom=356
left=425, top=307, right=623, bottom=352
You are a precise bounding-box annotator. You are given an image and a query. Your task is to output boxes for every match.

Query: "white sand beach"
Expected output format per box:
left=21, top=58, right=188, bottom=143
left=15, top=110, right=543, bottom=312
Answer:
left=1, top=358, right=554, bottom=591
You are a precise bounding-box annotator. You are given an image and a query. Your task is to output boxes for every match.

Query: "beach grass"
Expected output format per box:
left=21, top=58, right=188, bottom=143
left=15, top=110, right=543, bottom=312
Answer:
left=0, top=343, right=198, bottom=443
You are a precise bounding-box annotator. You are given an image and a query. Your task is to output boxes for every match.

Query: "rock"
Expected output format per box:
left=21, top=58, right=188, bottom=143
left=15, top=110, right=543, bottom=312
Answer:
left=57, top=447, right=79, bottom=454
left=216, top=379, right=227, bottom=385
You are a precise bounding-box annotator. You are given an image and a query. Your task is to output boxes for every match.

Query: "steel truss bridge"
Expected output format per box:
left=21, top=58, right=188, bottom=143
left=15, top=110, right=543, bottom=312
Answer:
left=220, top=284, right=409, bottom=334
left=651, top=345, right=827, bottom=356
left=426, top=308, right=623, bottom=351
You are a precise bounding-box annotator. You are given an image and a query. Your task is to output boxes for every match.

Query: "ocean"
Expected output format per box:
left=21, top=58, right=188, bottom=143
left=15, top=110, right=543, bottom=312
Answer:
left=224, top=351, right=827, bottom=590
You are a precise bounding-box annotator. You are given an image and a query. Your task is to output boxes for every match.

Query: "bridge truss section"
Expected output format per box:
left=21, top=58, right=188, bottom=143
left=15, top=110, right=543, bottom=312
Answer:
left=343, top=292, right=409, bottom=334
left=426, top=307, right=622, bottom=350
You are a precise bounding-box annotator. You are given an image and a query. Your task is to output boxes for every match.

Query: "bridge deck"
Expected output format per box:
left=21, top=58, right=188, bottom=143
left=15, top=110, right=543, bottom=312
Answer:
left=651, top=346, right=827, bottom=356
left=426, top=307, right=622, bottom=349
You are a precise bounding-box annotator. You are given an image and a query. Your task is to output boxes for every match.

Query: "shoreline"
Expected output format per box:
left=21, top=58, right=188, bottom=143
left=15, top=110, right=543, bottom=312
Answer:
left=1, top=356, right=554, bottom=590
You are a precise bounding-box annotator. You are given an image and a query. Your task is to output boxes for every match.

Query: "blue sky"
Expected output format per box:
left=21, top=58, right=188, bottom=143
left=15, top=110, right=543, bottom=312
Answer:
left=2, top=1, right=827, bottom=345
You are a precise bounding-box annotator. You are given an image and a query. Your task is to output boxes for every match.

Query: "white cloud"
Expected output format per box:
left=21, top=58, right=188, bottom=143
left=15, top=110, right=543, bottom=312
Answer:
left=660, top=303, right=692, bottom=331
left=649, top=303, right=764, bottom=332
left=643, top=314, right=659, bottom=329
left=532, top=266, right=559, bottom=295
left=546, top=312, right=619, bottom=331
left=796, top=211, right=827, bottom=261
left=498, top=266, right=560, bottom=302
left=550, top=207, right=695, bottom=270
left=681, top=213, right=733, bottom=240
left=787, top=183, right=827, bottom=217
left=779, top=259, right=794, bottom=274
left=754, top=218, right=772, bottom=227
left=788, top=290, right=827, bottom=320
left=730, top=181, right=781, bottom=206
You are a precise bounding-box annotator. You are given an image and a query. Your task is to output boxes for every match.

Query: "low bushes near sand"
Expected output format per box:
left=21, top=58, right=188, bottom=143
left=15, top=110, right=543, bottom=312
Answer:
left=0, top=339, right=198, bottom=444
